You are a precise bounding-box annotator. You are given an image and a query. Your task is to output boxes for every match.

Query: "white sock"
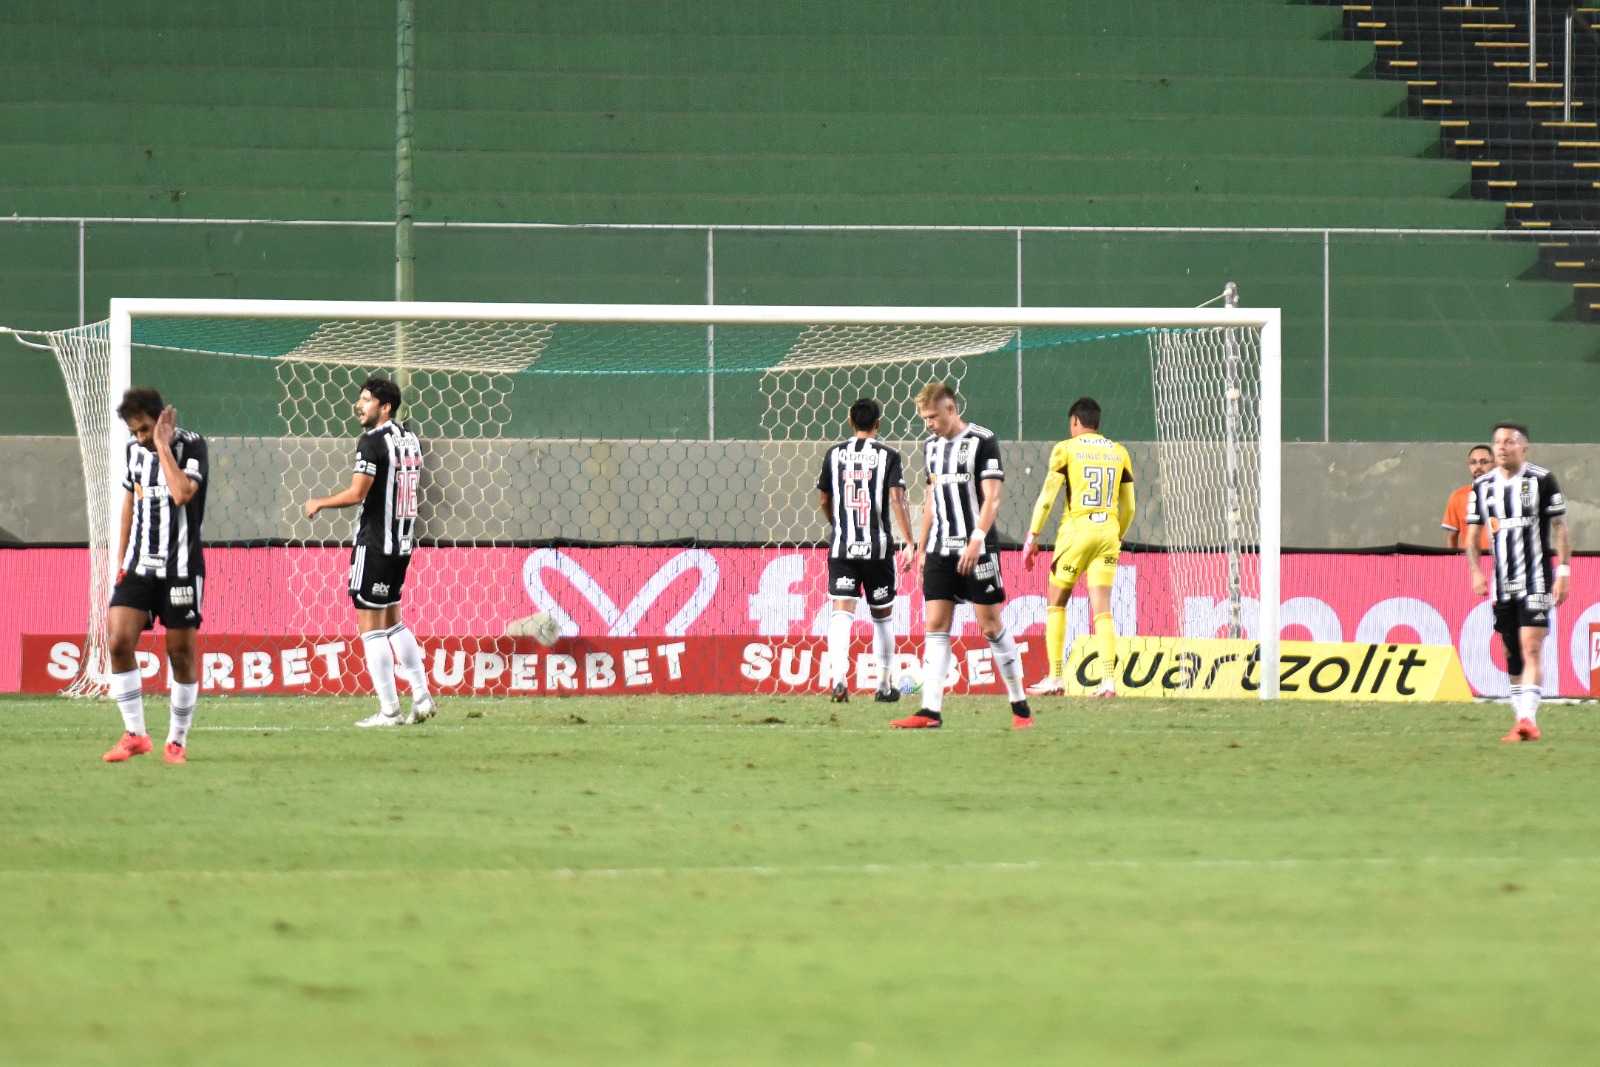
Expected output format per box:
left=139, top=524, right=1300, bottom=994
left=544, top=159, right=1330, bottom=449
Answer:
left=827, top=609, right=854, bottom=687
left=386, top=623, right=431, bottom=700
left=360, top=630, right=400, bottom=714
left=110, top=669, right=146, bottom=736
left=986, top=627, right=1026, bottom=702
left=922, top=632, right=951, bottom=714
left=871, top=614, right=895, bottom=688
left=1523, top=686, right=1541, bottom=725
left=1509, top=684, right=1524, bottom=720
left=167, top=681, right=197, bottom=746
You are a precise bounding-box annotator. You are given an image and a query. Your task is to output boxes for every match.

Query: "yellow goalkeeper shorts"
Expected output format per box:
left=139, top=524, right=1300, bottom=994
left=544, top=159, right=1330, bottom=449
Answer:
left=1049, top=517, right=1121, bottom=590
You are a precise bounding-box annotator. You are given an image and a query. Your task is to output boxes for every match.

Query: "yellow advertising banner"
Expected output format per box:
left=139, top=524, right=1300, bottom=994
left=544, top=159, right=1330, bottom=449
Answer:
left=1062, top=637, right=1473, bottom=702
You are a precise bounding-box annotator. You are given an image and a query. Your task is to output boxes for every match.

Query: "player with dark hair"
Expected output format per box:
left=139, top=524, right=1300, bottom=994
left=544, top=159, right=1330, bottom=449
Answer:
left=103, top=387, right=208, bottom=764
left=1442, top=444, right=1494, bottom=552
left=304, top=377, right=434, bottom=727
left=1021, top=396, right=1136, bottom=697
left=1465, top=420, right=1571, bottom=742
left=891, top=382, right=1032, bottom=730
left=817, top=397, right=915, bottom=703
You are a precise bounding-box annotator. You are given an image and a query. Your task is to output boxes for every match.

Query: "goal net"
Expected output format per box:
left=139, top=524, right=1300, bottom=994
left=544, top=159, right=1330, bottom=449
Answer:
left=48, top=299, right=1281, bottom=700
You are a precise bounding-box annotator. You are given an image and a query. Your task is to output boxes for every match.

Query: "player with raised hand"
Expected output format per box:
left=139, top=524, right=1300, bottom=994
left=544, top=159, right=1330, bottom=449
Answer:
left=1465, top=420, right=1571, bottom=742
left=1021, top=396, right=1135, bottom=698
left=304, top=377, right=434, bottom=728
left=103, top=389, right=208, bottom=765
left=817, top=397, right=916, bottom=703
left=892, top=382, right=1032, bottom=730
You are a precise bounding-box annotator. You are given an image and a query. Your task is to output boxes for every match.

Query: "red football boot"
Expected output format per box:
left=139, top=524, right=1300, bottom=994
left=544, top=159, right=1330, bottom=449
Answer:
left=103, top=733, right=153, bottom=763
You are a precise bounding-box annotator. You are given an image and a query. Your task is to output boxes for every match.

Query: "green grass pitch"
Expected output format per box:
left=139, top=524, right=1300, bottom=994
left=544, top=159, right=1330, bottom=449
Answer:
left=2, top=692, right=1598, bottom=1066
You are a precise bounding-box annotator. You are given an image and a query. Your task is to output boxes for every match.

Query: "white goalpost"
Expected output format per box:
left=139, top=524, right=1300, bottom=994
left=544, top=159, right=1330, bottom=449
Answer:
left=48, top=297, right=1282, bottom=700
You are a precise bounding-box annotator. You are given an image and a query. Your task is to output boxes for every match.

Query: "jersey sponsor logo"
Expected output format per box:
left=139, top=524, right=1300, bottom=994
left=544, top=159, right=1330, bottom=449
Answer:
left=371, top=582, right=390, bottom=596
left=138, top=553, right=166, bottom=572
left=941, top=538, right=970, bottom=554
left=870, top=585, right=890, bottom=600
left=1526, top=593, right=1553, bottom=612
left=985, top=459, right=999, bottom=470
left=168, top=586, right=195, bottom=607
left=931, top=472, right=972, bottom=486
left=845, top=543, right=872, bottom=559
left=834, top=575, right=856, bottom=591
left=843, top=453, right=880, bottom=469
left=1551, top=492, right=1566, bottom=508
left=972, top=559, right=997, bottom=581
left=1089, top=512, right=1109, bottom=524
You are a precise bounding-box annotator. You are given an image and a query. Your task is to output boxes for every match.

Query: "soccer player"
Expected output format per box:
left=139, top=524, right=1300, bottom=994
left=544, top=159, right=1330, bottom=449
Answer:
left=1019, top=397, right=1135, bottom=697
left=817, top=397, right=916, bottom=703
left=891, top=382, right=1032, bottom=730
left=1442, top=444, right=1494, bottom=551
left=304, top=377, right=434, bottom=728
left=103, top=388, right=208, bottom=765
left=1465, top=421, right=1571, bottom=743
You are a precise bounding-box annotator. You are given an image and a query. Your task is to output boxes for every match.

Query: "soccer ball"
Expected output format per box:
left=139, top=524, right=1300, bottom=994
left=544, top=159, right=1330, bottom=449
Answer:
left=896, top=666, right=922, bottom=696
left=506, top=611, right=561, bottom=647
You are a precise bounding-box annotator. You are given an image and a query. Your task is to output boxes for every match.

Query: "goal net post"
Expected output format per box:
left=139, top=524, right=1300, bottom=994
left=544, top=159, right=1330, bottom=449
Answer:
left=50, top=298, right=1281, bottom=699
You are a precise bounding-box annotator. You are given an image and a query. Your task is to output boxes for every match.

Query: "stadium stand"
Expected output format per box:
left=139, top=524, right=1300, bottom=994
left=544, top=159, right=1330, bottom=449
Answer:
left=1326, top=1, right=1600, bottom=320
left=0, top=0, right=1596, bottom=440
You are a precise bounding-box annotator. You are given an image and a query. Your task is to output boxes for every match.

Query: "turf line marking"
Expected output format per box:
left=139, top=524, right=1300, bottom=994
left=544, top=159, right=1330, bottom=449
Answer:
left=3, top=856, right=1597, bottom=881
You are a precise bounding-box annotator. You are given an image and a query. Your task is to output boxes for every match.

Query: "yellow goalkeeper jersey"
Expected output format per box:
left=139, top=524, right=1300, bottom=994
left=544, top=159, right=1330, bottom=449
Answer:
left=1028, top=432, right=1135, bottom=537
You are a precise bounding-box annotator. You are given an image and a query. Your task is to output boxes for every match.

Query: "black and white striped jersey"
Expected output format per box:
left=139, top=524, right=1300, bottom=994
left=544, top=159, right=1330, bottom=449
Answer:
left=353, top=421, right=422, bottom=557
left=922, top=422, right=1005, bottom=556
left=121, top=428, right=208, bottom=580
left=1466, top=462, right=1565, bottom=606
left=817, top=437, right=906, bottom=561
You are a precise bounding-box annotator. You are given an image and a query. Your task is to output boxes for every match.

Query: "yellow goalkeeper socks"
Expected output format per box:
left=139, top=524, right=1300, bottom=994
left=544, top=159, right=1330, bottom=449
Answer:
left=1093, top=611, right=1116, bottom=685
left=1045, top=605, right=1067, bottom=680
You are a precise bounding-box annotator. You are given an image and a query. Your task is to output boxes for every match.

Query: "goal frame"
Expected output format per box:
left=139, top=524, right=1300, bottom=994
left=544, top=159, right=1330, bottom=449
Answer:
left=104, top=297, right=1283, bottom=698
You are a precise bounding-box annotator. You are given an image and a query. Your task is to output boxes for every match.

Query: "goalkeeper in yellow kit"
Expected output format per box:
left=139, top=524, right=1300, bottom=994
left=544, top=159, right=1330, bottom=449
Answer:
left=1020, top=396, right=1135, bottom=697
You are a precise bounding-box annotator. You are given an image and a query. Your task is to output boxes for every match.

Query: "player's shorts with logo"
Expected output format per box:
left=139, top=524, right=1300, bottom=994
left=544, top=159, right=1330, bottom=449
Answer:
left=1494, top=594, right=1551, bottom=633
left=349, top=545, right=410, bottom=608
left=1050, top=517, right=1121, bottom=589
left=827, top=558, right=897, bottom=608
left=111, top=571, right=204, bottom=630
left=923, top=548, right=1005, bottom=605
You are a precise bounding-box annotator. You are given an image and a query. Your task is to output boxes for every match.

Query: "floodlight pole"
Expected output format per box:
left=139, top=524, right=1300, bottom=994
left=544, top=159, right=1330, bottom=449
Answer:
left=394, top=0, right=416, bottom=390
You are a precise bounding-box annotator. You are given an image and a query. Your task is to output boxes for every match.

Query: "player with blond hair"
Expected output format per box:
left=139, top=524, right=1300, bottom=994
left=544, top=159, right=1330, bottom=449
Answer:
left=891, top=382, right=1032, bottom=730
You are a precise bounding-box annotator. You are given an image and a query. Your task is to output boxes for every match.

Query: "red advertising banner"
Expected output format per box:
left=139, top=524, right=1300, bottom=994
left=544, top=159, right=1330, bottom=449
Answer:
left=19, top=633, right=1030, bottom=697
left=6, top=545, right=1599, bottom=695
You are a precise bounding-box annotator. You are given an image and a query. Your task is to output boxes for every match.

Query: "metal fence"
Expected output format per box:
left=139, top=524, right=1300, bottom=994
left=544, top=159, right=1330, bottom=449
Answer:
left=1, top=218, right=1588, bottom=443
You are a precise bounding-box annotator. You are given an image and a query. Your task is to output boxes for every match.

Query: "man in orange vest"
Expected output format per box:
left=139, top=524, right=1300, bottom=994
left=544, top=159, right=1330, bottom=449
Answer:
left=1442, top=444, right=1493, bottom=552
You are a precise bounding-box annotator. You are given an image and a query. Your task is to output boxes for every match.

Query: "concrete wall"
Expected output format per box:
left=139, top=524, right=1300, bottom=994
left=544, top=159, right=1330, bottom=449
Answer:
left=5, top=437, right=1596, bottom=551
